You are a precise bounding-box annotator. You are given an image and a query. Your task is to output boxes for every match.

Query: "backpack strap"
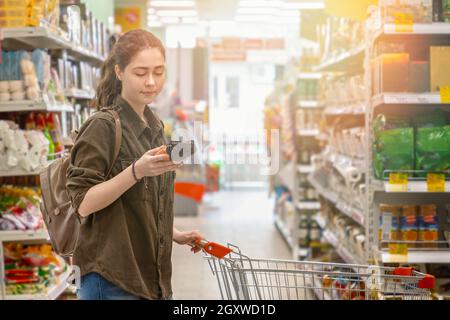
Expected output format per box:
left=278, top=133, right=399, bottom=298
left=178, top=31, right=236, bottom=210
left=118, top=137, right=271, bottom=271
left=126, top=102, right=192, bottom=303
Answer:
left=101, top=108, right=122, bottom=179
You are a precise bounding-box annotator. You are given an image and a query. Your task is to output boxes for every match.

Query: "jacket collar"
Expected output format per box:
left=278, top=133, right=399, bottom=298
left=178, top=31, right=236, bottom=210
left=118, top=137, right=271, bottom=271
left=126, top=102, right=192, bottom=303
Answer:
left=116, top=95, right=163, bottom=139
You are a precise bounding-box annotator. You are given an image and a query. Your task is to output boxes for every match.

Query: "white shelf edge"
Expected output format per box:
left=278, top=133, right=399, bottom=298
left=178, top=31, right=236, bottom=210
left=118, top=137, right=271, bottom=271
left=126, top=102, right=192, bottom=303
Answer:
left=64, top=88, right=95, bottom=100
left=314, top=214, right=326, bottom=230
left=2, top=26, right=105, bottom=64
left=296, top=201, right=321, bottom=210
left=5, top=267, right=72, bottom=300
left=372, top=93, right=446, bottom=107
left=0, top=100, right=74, bottom=113
left=324, top=105, right=366, bottom=116
left=0, top=230, right=49, bottom=242
left=298, top=72, right=323, bottom=80
left=323, top=229, right=361, bottom=267
left=379, top=250, right=450, bottom=264
left=0, top=166, right=44, bottom=177
left=297, top=165, right=314, bottom=174
left=274, top=216, right=294, bottom=250
left=309, top=173, right=365, bottom=226
left=383, top=181, right=450, bottom=193
left=382, top=23, right=450, bottom=35
left=298, top=101, right=325, bottom=108
left=314, top=44, right=365, bottom=72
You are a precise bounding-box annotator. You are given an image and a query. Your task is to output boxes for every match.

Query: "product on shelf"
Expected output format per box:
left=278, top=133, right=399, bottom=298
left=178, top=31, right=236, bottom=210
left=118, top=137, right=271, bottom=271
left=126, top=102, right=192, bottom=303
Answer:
left=296, top=79, right=322, bottom=101
left=378, top=203, right=448, bottom=249
left=380, top=0, right=433, bottom=23
left=296, top=109, right=322, bottom=131
left=373, top=53, right=410, bottom=94
left=0, top=185, right=43, bottom=231
left=319, top=16, right=364, bottom=64
left=430, top=46, right=450, bottom=92
left=379, top=204, right=401, bottom=248
left=373, top=114, right=415, bottom=179
left=325, top=75, right=365, bottom=109
left=0, top=115, right=61, bottom=171
left=0, top=0, right=60, bottom=28
left=3, top=243, right=68, bottom=296
left=418, top=204, right=439, bottom=248
left=374, top=111, right=450, bottom=178
left=0, top=49, right=51, bottom=102
left=400, top=205, right=419, bottom=248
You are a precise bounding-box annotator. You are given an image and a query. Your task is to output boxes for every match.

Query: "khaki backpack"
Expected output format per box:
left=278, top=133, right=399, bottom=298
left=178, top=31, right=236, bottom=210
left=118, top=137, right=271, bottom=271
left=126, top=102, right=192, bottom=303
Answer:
left=39, top=109, right=122, bottom=257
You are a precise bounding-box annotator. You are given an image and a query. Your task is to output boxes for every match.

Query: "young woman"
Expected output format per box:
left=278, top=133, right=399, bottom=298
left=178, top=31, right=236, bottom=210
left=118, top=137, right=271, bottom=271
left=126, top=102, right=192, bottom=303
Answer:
left=66, top=29, right=203, bottom=300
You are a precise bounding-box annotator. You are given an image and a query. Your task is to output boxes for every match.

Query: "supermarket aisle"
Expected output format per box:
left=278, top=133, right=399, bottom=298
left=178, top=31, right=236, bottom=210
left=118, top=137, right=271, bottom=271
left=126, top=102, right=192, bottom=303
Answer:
left=171, top=190, right=291, bottom=300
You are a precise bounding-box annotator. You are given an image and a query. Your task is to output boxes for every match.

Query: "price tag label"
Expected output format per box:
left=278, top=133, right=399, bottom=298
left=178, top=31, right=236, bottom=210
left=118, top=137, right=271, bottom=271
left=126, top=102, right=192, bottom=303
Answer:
left=388, top=173, right=408, bottom=192
left=394, top=13, right=414, bottom=32
left=440, top=86, right=450, bottom=104
left=389, top=243, right=408, bottom=256
left=427, top=173, right=446, bottom=192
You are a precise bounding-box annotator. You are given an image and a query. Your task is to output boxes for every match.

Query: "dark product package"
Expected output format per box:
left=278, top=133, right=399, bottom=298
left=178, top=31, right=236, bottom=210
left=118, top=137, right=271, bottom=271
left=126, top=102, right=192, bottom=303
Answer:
left=409, top=61, right=430, bottom=93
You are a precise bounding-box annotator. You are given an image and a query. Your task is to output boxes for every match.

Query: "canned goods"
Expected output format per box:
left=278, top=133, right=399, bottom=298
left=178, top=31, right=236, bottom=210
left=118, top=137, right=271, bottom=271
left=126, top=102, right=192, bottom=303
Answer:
left=418, top=204, right=439, bottom=248
left=400, top=205, right=418, bottom=248
left=379, top=204, right=401, bottom=248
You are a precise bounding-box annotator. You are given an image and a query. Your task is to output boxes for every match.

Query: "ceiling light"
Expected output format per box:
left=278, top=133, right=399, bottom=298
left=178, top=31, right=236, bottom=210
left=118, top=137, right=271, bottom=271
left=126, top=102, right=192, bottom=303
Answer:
left=157, top=9, right=197, bottom=17
left=239, top=0, right=282, bottom=8
left=149, top=1, right=196, bottom=8
left=148, top=21, right=163, bottom=27
left=147, top=14, right=160, bottom=21
left=282, top=1, right=325, bottom=10
left=160, top=16, right=181, bottom=24
left=182, top=17, right=199, bottom=24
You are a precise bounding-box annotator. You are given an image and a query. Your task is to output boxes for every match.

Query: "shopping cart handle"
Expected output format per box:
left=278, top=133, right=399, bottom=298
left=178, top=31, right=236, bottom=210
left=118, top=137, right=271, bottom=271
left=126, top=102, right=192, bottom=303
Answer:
left=393, top=267, right=435, bottom=289
left=192, top=239, right=232, bottom=259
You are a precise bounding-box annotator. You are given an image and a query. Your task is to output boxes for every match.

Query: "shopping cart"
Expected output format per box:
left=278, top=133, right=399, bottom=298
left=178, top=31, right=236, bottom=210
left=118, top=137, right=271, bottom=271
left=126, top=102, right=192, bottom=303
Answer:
left=197, top=240, right=435, bottom=300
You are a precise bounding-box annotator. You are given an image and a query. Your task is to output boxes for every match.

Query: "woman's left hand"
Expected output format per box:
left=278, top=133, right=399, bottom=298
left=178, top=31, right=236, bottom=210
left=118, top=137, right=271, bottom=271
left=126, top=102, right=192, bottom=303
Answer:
left=173, top=229, right=204, bottom=253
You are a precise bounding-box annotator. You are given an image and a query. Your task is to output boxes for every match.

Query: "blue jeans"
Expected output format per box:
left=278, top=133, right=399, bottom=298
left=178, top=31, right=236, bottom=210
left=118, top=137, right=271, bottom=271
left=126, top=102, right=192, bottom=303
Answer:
left=77, top=272, right=173, bottom=300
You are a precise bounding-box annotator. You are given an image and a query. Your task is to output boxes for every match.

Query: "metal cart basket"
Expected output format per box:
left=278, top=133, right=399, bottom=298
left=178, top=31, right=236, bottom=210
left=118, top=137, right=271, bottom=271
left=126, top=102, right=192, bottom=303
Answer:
left=205, top=244, right=435, bottom=300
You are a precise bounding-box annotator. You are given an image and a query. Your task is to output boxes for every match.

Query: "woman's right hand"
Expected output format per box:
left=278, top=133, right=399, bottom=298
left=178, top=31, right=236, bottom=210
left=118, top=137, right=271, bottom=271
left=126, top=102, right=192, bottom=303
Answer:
left=134, top=146, right=182, bottom=179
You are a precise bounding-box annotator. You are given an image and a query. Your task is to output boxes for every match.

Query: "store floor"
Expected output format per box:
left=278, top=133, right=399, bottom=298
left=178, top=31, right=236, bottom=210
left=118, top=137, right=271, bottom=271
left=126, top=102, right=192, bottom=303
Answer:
left=171, top=189, right=292, bottom=300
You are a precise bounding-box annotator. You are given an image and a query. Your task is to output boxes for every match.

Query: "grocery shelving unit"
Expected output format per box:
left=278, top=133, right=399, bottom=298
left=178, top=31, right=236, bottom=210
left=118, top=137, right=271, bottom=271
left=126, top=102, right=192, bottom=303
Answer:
left=364, top=8, right=450, bottom=266
left=308, top=5, right=450, bottom=272
left=0, top=16, right=106, bottom=299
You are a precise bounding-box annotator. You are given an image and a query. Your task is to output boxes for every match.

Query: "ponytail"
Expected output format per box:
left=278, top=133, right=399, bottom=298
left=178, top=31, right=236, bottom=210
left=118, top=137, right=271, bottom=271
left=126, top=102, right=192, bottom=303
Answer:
left=92, top=53, right=122, bottom=110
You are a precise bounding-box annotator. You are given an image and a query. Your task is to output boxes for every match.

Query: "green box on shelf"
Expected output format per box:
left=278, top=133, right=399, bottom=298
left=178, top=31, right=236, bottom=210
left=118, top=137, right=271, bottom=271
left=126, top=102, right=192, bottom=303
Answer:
left=374, top=127, right=415, bottom=180
left=416, top=125, right=450, bottom=175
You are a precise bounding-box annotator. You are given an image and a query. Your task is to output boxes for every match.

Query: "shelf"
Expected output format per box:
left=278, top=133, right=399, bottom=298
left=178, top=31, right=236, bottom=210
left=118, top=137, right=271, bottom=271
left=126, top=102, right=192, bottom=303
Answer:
left=296, top=201, right=321, bottom=211
left=314, top=44, right=365, bottom=73
left=0, top=100, right=74, bottom=113
left=298, top=72, right=323, bottom=80
left=1, top=26, right=105, bottom=65
left=0, top=167, right=44, bottom=177
left=335, top=201, right=365, bottom=226
left=297, top=165, right=314, bottom=174
left=64, top=88, right=95, bottom=100
left=298, top=101, right=325, bottom=108
left=297, top=129, right=320, bottom=137
left=0, top=230, right=49, bottom=242
left=5, top=267, right=73, bottom=300
left=379, top=250, right=450, bottom=264
left=324, top=105, right=365, bottom=116
left=274, top=216, right=294, bottom=250
left=373, top=23, right=450, bottom=39
left=372, top=93, right=448, bottom=107
left=323, top=229, right=361, bottom=267
left=314, top=214, right=326, bottom=230
left=383, top=180, right=450, bottom=193
left=310, top=175, right=365, bottom=226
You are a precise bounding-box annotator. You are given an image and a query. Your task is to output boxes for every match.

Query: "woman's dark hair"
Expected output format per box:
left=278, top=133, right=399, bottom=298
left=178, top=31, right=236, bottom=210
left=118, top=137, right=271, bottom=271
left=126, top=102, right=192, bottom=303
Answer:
left=92, top=29, right=166, bottom=109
